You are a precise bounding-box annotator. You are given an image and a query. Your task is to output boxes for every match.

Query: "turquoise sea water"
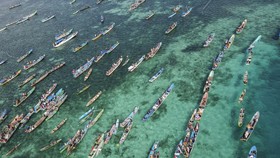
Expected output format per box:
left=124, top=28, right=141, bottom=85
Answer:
left=0, top=0, right=279, bottom=157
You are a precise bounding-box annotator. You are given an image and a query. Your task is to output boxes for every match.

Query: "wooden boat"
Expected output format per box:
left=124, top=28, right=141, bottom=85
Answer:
left=104, top=119, right=119, bottom=144
left=240, top=111, right=260, bottom=141
left=243, top=71, right=248, bottom=85
left=96, top=0, right=104, bottom=4
left=78, top=85, right=91, bottom=94
left=84, top=68, right=93, bottom=81
left=14, top=87, right=36, bottom=107
left=46, top=94, right=68, bottom=121
left=238, top=89, right=246, bottom=103
left=73, top=40, right=89, bottom=52
left=23, top=10, right=38, bottom=19
left=128, top=55, right=145, bottom=72
left=31, top=70, right=49, bottom=86
left=0, top=59, right=7, bottom=65
left=238, top=108, right=245, bottom=127
left=247, top=35, right=262, bottom=50
left=146, top=11, right=155, bottom=20
left=41, top=15, right=55, bottom=23
left=79, top=107, right=95, bottom=120
left=183, top=122, right=200, bottom=158
left=0, top=114, right=24, bottom=143
left=105, top=41, right=119, bottom=54
left=19, top=109, right=34, bottom=129
left=120, top=107, right=139, bottom=128
left=92, top=33, right=102, bottom=41
left=23, top=54, right=45, bottom=70
left=181, top=7, right=193, bottom=17
left=173, top=5, right=182, bottom=12
left=223, top=34, right=235, bottom=50
left=199, top=92, right=208, bottom=108
left=100, top=15, right=104, bottom=23
left=70, top=0, right=76, bottom=4
left=0, top=109, right=8, bottom=124
left=203, top=70, right=214, bottom=92
left=148, top=141, right=160, bottom=158
left=16, top=17, right=29, bottom=25
left=17, top=49, right=33, bottom=62
left=102, top=22, right=115, bottom=35
left=86, top=91, right=102, bottom=107
left=41, top=83, right=58, bottom=100
left=49, top=62, right=66, bottom=73
left=51, top=118, right=67, bottom=134
left=236, top=19, right=247, bottom=34
left=40, top=139, right=62, bottom=151
left=246, top=50, right=253, bottom=65
left=119, top=120, right=133, bottom=144
left=86, top=109, right=104, bottom=128
left=9, top=3, right=21, bottom=9
left=88, top=133, right=105, bottom=158
left=80, top=112, right=94, bottom=124
left=174, top=140, right=183, bottom=158
left=0, top=27, right=7, bottom=32
left=73, top=5, right=91, bottom=15
left=165, top=22, right=177, bottom=34
left=53, top=31, right=78, bottom=47
left=145, top=42, right=162, bottom=60
left=55, top=29, right=73, bottom=40
left=6, top=20, right=18, bottom=27
left=94, top=50, right=106, bottom=62
left=203, top=33, right=215, bottom=47
left=129, top=0, right=146, bottom=11
left=0, top=70, right=21, bottom=86
left=72, top=56, right=95, bottom=78
left=18, top=73, right=36, bottom=88
left=106, top=56, right=123, bottom=76
left=142, top=83, right=174, bottom=121
left=168, top=12, right=176, bottom=18
left=122, top=55, right=130, bottom=66
left=212, top=51, right=224, bottom=70
left=149, top=68, right=164, bottom=83
left=25, top=115, right=47, bottom=133
left=64, top=128, right=88, bottom=155
left=248, top=146, right=257, bottom=158
left=4, top=143, right=21, bottom=156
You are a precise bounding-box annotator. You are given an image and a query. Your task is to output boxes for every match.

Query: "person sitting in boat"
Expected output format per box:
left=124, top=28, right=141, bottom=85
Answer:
left=16, top=99, right=20, bottom=105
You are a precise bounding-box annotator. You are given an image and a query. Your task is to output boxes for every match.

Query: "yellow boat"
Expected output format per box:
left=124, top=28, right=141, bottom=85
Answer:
left=84, top=68, right=93, bottom=81
left=77, top=85, right=91, bottom=94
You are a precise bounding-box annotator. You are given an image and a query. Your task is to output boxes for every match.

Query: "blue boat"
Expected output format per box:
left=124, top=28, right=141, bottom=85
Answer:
left=79, top=107, right=95, bottom=120
left=0, top=109, right=8, bottom=124
left=148, top=141, right=160, bottom=158
left=212, top=51, right=224, bottom=70
left=142, top=83, right=174, bottom=121
left=181, top=7, right=193, bottom=17
left=106, top=41, right=119, bottom=54
left=168, top=12, right=176, bottom=18
left=149, top=68, right=164, bottom=83
left=248, top=146, right=257, bottom=158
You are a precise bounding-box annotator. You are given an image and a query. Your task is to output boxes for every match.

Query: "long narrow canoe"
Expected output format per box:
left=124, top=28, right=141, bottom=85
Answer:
left=165, top=22, right=177, bottom=34
left=148, top=141, right=160, bottom=158
left=120, top=107, right=139, bottom=127
left=73, top=40, right=89, bottom=53
left=23, top=10, right=38, bottom=19
left=236, top=19, right=247, bottom=34
left=77, top=85, right=91, bottom=94
left=41, top=15, right=55, bottom=23
left=9, top=3, right=21, bottom=9
left=238, top=89, right=246, bottom=103
left=86, top=109, right=104, bottom=129
left=86, top=91, right=102, bottom=107
left=145, top=42, right=162, bottom=60
left=203, top=70, right=214, bottom=92
left=23, top=54, right=45, bottom=70
left=55, top=29, right=73, bottom=40
left=243, top=71, right=248, bottom=85
left=19, top=110, right=34, bottom=129
left=106, top=56, right=123, bottom=76
left=88, top=133, right=105, bottom=158
left=17, top=49, right=33, bottom=62
left=181, top=7, right=193, bottom=17
left=0, top=109, right=8, bottom=124
left=223, top=34, right=235, bottom=51
left=84, top=68, right=93, bottom=81
left=72, top=56, right=95, bottom=78
left=238, top=108, right=245, bottom=127
left=14, top=87, right=36, bottom=107
left=0, top=114, right=24, bottom=143
left=149, top=68, right=164, bottom=83
left=128, top=55, right=145, bottom=72
left=119, top=120, right=133, bottom=144
left=51, top=118, right=67, bottom=134
left=18, top=73, right=36, bottom=88
left=0, top=70, right=21, bottom=86
left=79, top=107, right=95, bottom=120
left=247, top=35, right=262, bottom=50
left=0, top=59, right=7, bottom=65
left=146, top=11, right=155, bottom=20
left=104, top=119, right=119, bottom=144
left=4, top=143, right=21, bottom=156
left=102, top=22, right=115, bottom=35
left=53, top=31, right=78, bottom=48
left=40, top=139, right=62, bottom=151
